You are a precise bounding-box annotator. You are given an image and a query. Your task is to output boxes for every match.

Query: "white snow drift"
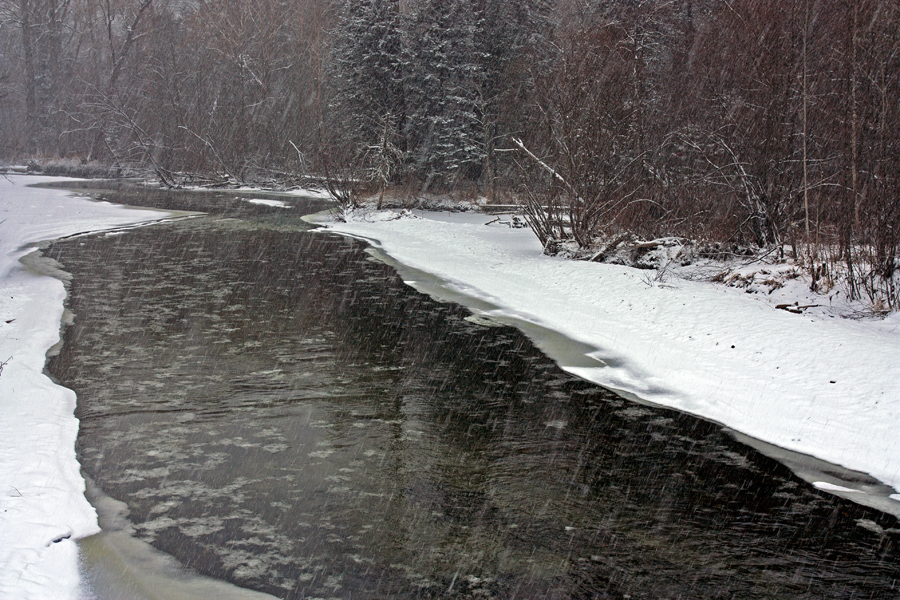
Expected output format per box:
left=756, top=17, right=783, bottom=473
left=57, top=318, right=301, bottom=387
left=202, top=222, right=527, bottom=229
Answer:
left=0, top=176, right=173, bottom=600
left=2, top=176, right=898, bottom=597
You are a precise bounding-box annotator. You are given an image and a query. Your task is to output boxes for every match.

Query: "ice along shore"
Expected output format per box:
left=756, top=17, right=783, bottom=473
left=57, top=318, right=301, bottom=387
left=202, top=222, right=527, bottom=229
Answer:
left=0, top=176, right=175, bottom=599
left=320, top=208, right=900, bottom=517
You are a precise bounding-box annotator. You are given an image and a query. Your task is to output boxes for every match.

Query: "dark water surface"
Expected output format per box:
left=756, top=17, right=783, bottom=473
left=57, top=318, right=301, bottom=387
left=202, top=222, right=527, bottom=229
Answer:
left=45, top=187, right=899, bottom=599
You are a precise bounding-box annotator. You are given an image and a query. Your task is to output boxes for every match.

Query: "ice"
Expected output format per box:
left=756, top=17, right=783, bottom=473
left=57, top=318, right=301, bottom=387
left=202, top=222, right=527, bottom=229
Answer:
left=325, top=209, right=900, bottom=509
left=0, top=176, right=172, bottom=599
left=813, top=482, right=861, bottom=493
left=245, top=198, right=288, bottom=208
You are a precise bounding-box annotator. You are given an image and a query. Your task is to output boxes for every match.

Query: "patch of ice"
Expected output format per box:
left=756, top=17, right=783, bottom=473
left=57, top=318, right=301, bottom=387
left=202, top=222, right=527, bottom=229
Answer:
left=856, top=519, right=885, bottom=534
left=308, top=449, right=335, bottom=459
left=181, top=517, right=226, bottom=537
left=245, top=198, right=288, bottom=208
left=139, top=516, right=180, bottom=535
left=262, top=443, right=289, bottom=453
left=813, top=482, right=861, bottom=493
left=324, top=209, right=900, bottom=510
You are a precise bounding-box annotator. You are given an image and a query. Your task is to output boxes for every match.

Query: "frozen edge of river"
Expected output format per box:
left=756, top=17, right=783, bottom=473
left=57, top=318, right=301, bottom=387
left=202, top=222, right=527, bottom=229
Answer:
left=78, top=476, right=278, bottom=600
left=1, top=176, right=896, bottom=597
left=315, top=209, right=900, bottom=520
left=0, top=176, right=202, bottom=600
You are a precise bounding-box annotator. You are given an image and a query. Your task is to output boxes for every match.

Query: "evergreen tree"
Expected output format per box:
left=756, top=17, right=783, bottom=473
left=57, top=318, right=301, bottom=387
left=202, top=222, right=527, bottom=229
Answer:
left=402, top=0, right=483, bottom=190
left=472, top=0, right=552, bottom=196
left=330, top=0, right=404, bottom=153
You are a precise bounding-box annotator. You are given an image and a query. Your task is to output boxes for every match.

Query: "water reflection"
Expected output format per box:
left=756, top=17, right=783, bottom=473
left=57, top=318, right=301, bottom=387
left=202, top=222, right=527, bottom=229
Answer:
left=46, top=190, right=900, bottom=599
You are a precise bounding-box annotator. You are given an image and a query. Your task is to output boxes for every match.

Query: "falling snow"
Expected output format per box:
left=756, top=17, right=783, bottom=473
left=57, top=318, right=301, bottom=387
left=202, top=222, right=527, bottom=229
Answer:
left=323, top=208, right=900, bottom=514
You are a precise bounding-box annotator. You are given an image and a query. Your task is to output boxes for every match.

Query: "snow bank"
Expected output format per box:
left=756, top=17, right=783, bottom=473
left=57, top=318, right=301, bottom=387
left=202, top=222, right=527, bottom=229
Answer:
left=234, top=184, right=332, bottom=200
left=0, top=176, right=173, bottom=600
left=324, top=210, right=900, bottom=513
left=244, top=198, right=288, bottom=208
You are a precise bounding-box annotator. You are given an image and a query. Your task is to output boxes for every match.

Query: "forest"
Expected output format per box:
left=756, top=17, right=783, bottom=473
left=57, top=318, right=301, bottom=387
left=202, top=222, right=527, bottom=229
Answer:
left=1, top=0, right=898, bottom=308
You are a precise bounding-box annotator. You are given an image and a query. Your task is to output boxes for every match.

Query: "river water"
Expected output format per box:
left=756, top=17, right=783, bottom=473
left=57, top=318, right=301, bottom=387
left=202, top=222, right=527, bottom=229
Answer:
left=43, top=184, right=900, bottom=599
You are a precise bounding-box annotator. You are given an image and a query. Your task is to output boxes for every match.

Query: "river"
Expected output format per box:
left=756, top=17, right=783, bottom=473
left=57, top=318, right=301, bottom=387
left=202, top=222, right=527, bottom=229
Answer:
left=42, top=183, right=900, bottom=599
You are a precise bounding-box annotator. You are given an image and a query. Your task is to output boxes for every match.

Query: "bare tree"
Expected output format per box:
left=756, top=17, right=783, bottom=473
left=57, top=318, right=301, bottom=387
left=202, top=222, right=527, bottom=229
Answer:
left=524, top=19, right=646, bottom=248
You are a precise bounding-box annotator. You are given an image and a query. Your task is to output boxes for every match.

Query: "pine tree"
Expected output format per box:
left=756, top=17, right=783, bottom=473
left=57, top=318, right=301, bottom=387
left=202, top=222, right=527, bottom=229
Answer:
left=330, top=0, right=404, bottom=153
left=402, top=0, right=483, bottom=190
left=472, top=0, right=552, bottom=197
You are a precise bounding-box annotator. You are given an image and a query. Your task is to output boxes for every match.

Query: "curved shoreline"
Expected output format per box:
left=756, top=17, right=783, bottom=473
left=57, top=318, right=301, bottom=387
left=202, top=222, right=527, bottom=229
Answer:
left=315, top=210, right=900, bottom=518
left=0, top=176, right=177, bottom=599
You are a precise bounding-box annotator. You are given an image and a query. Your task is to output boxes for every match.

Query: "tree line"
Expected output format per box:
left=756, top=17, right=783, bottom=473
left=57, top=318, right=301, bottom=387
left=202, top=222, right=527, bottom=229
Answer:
left=1, top=0, right=897, bottom=308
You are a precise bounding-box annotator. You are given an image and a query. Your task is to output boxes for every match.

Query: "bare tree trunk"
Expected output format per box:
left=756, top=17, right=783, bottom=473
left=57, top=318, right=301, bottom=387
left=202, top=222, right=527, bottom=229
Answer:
left=47, top=0, right=71, bottom=156
left=850, top=0, right=859, bottom=231
left=19, top=0, right=36, bottom=152
left=89, top=0, right=153, bottom=160
left=846, top=0, right=859, bottom=297
left=802, top=4, right=811, bottom=258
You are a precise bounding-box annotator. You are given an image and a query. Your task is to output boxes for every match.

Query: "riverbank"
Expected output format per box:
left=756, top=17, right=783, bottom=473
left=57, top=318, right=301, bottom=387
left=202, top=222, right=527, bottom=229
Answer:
left=321, top=208, right=900, bottom=515
left=2, top=175, right=898, bottom=597
left=0, top=176, right=174, bottom=599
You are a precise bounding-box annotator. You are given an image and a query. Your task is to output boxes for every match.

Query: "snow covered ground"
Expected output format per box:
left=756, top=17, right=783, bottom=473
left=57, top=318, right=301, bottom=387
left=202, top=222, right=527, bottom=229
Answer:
left=322, top=209, right=900, bottom=516
left=232, top=184, right=333, bottom=200
left=244, top=198, right=289, bottom=208
left=0, top=176, right=174, bottom=600
left=2, top=175, right=897, bottom=597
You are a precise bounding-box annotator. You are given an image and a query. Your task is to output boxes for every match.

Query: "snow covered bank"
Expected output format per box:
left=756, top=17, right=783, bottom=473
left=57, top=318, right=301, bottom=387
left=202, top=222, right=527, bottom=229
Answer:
left=0, top=176, right=174, bottom=600
left=230, top=184, right=333, bottom=200
left=244, top=198, right=289, bottom=208
left=322, top=210, right=900, bottom=514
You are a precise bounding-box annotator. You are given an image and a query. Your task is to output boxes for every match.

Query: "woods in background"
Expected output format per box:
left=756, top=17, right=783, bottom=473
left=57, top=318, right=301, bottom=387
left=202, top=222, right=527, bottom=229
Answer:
left=1, top=0, right=897, bottom=307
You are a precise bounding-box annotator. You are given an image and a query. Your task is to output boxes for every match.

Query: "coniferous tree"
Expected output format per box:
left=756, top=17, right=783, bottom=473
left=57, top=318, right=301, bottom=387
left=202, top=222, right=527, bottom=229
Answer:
left=473, top=0, right=551, bottom=197
left=402, top=0, right=483, bottom=190
left=330, top=0, right=404, bottom=153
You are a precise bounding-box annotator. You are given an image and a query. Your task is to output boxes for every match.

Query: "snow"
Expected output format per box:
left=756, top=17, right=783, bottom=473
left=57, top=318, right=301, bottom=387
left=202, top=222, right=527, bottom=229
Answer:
left=244, top=198, right=288, bottom=208
left=180, top=184, right=331, bottom=200
left=322, top=209, right=900, bottom=513
left=0, top=176, right=173, bottom=600
left=235, top=185, right=332, bottom=200
left=282, top=187, right=332, bottom=199
left=813, top=481, right=861, bottom=493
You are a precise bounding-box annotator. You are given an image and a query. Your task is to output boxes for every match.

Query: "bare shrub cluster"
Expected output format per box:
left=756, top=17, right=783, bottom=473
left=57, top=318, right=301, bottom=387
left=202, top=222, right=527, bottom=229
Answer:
left=0, top=0, right=897, bottom=308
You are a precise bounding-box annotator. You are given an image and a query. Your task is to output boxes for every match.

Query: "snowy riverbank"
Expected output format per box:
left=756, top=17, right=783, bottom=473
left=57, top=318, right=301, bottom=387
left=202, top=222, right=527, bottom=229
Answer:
left=2, top=176, right=898, bottom=597
left=0, top=176, right=173, bottom=599
left=322, top=209, right=900, bottom=516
